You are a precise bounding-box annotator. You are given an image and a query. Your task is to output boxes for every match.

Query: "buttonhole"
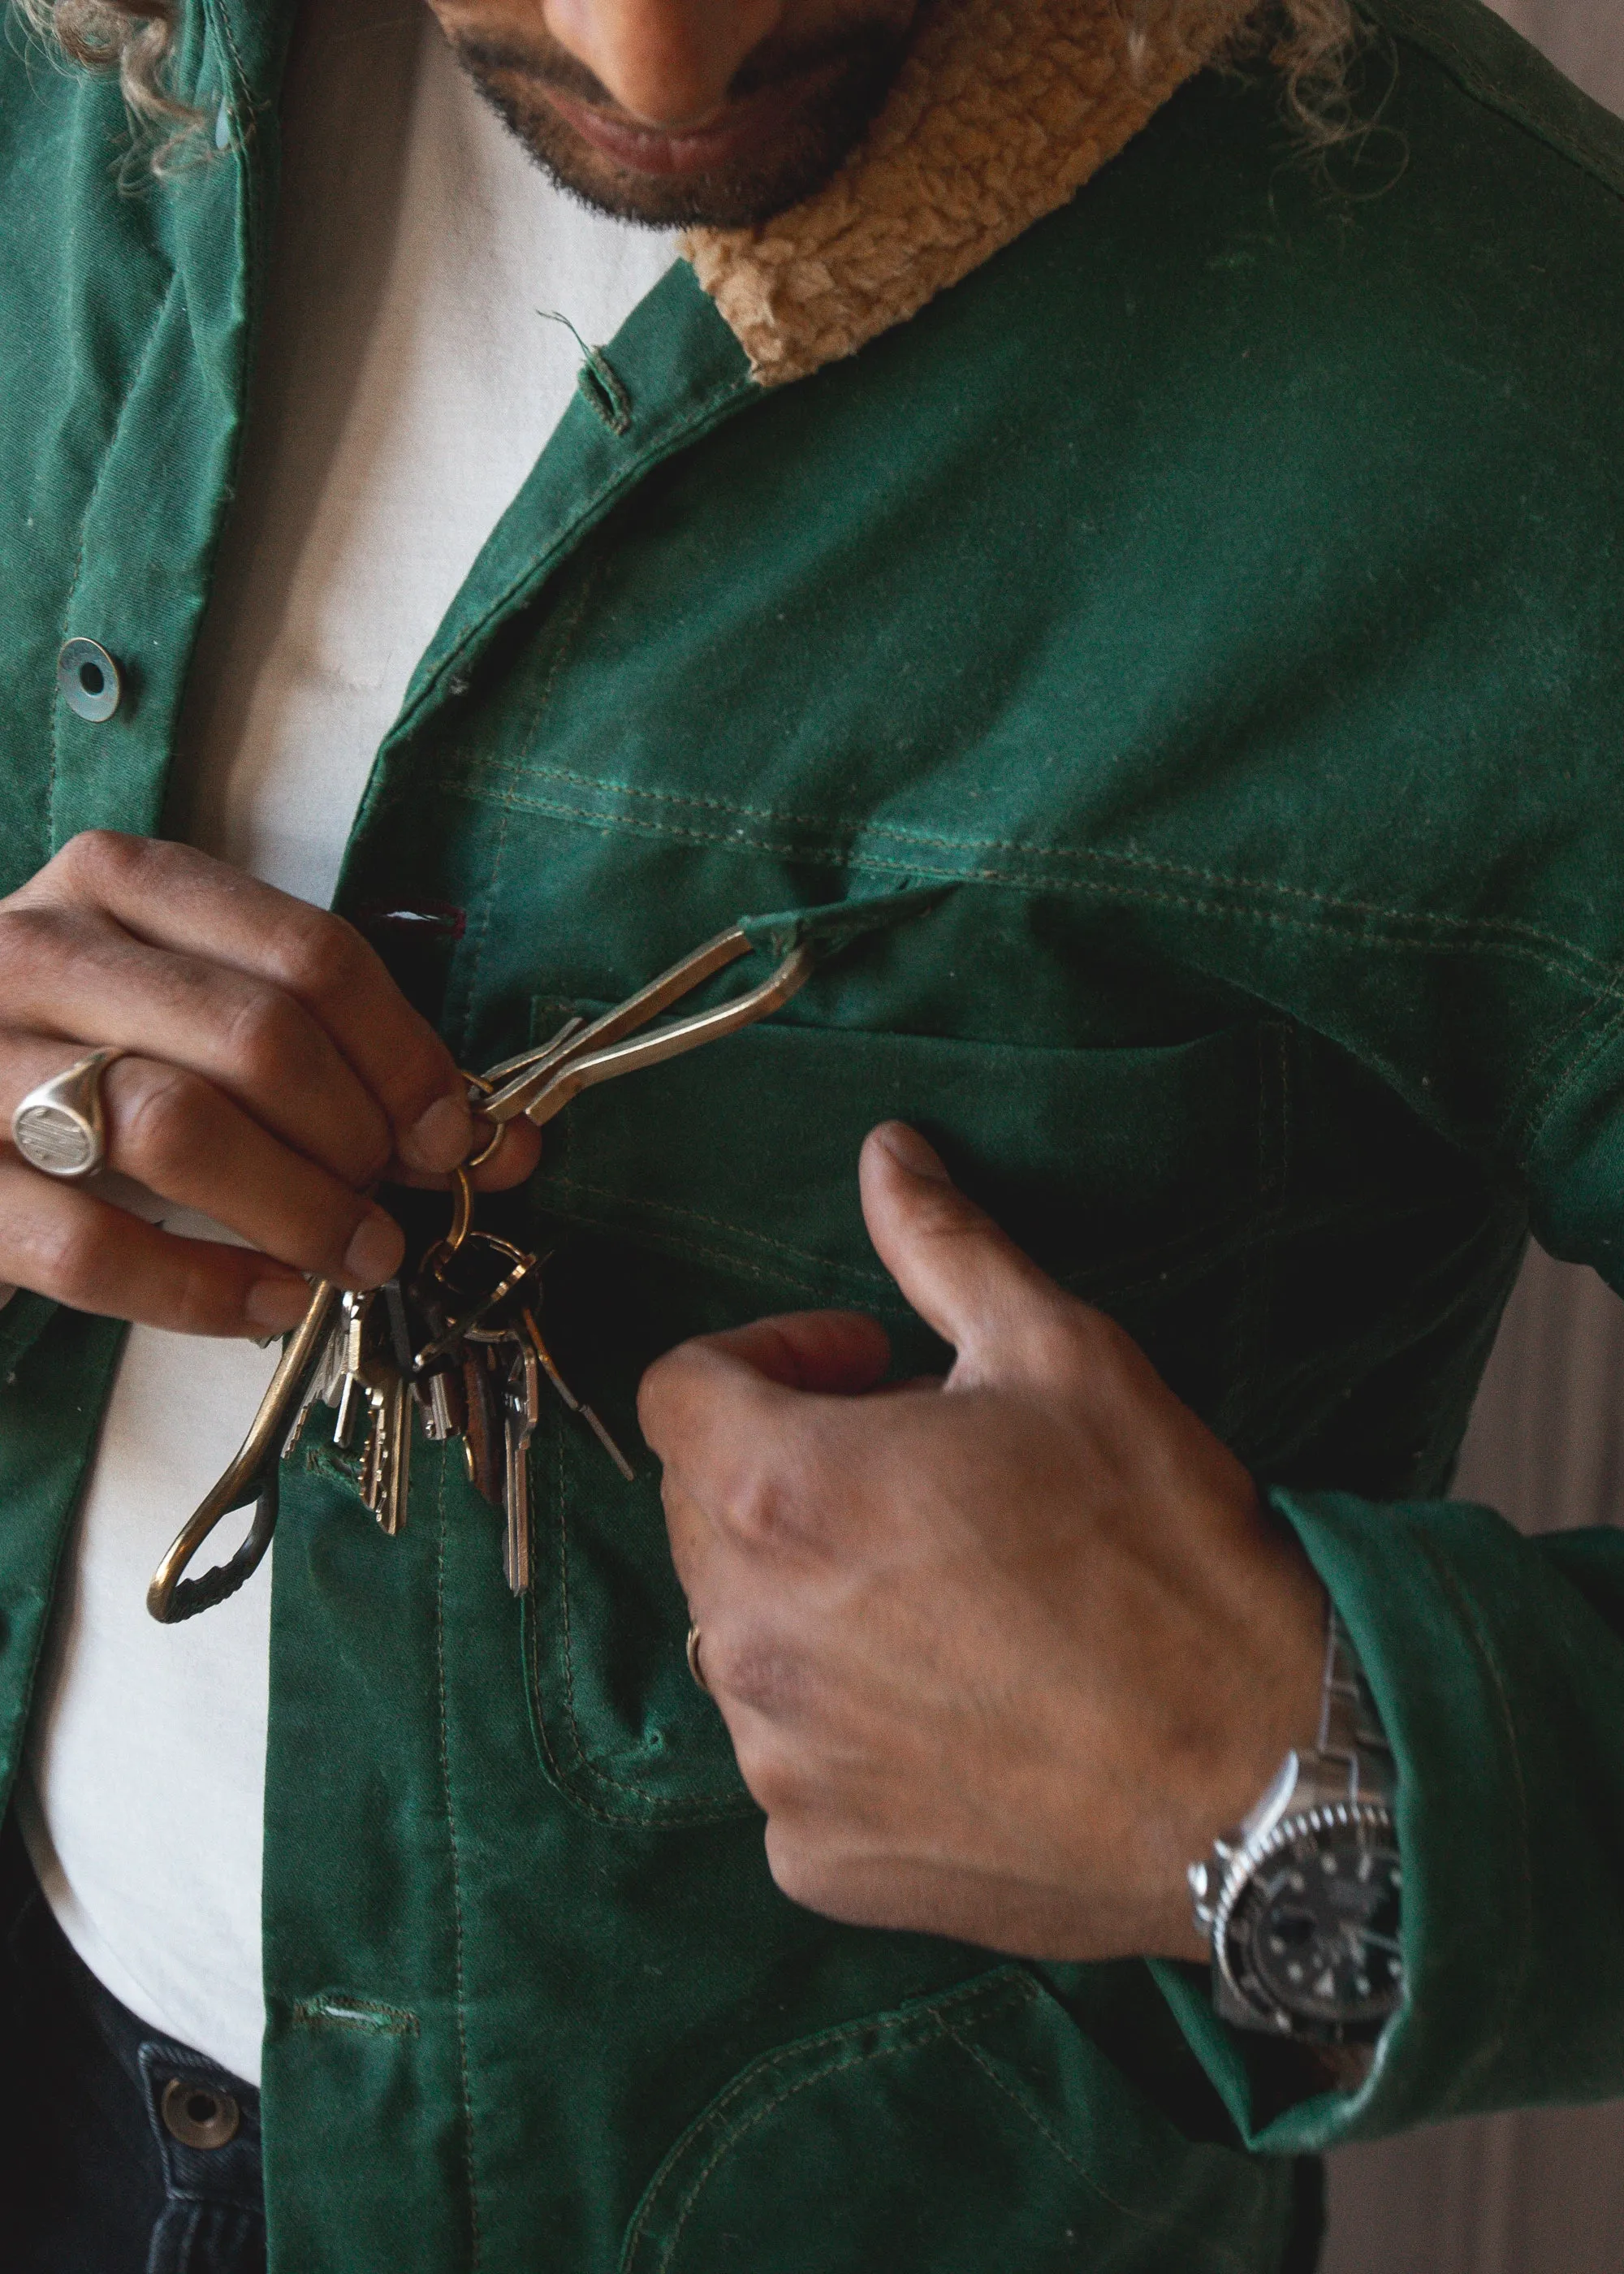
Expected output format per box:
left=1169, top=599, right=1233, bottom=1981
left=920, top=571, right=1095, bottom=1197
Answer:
left=576, top=352, right=633, bottom=435
left=534, top=307, right=632, bottom=434
left=292, top=1990, right=420, bottom=2038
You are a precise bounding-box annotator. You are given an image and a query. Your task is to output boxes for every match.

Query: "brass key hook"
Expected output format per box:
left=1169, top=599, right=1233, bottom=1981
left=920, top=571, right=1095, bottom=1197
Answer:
left=147, top=1278, right=342, bottom=1623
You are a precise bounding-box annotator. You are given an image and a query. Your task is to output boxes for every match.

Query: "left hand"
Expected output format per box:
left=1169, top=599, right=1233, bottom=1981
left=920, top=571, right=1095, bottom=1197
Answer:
left=638, top=1121, right=1327, bottom=1964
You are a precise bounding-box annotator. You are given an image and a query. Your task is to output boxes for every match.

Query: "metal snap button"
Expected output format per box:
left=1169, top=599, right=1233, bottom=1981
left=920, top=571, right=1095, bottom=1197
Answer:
left=58, top=638, right=123, bottom=723
left=160, top=2076, right=241, bottom=2149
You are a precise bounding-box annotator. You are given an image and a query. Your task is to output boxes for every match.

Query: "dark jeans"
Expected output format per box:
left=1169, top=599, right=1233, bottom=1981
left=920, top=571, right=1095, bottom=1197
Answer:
left=0, top=1813, right=266, bottom=2272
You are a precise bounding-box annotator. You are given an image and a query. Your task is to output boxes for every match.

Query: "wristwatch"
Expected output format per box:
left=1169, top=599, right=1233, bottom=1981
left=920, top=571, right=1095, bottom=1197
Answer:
left=1186, top=1607, right=1403, bottom=2044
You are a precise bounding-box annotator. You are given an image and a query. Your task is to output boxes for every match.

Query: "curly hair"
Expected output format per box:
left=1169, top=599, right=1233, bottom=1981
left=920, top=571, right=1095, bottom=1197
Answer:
left=1241, top=0, right=1371, bottom=145
left=13, top=0, right=196, bottom=149
left=13, top=0, right=1366, bottom=168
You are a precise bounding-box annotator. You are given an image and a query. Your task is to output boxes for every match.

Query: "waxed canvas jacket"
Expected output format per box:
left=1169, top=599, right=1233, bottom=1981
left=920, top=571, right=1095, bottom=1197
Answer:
left=2, top=0, right=1624, bottom=2266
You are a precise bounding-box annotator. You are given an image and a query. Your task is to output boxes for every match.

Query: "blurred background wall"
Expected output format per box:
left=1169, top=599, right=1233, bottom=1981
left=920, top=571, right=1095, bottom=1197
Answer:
left=1320, top=12, right=1624, bottom=2265
left=1491, top=0, right=1624, bottom=110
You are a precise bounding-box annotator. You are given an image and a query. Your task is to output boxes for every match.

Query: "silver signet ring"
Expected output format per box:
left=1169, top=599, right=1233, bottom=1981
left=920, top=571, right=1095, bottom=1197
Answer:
left=11, top=1048, right=127, bottom=1179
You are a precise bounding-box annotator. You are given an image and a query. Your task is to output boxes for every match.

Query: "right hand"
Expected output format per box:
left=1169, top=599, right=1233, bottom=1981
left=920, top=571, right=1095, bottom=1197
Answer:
left=0, top=832, right=539, bottom=1337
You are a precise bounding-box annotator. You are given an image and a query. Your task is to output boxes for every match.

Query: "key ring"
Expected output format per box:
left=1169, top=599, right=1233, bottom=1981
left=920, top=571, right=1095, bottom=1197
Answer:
left=460, top=1071, right=503, bottom=1172
left=412, top=1230, right=538, bottom=1366
left=460, top=1013, right=585, bottom=1169
left=437, top=1165, right=474, bottom=1257
left=11, top=1047, right=127, bottom=1179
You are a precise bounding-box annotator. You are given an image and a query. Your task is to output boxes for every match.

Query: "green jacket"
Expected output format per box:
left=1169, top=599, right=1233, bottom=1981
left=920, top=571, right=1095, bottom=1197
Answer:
left=3, top=0, right=1624, bottom=2264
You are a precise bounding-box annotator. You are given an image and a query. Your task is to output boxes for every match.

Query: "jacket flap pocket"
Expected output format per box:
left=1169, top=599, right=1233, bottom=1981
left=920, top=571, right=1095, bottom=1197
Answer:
left=620, top=1968, right=1292, bottom=2274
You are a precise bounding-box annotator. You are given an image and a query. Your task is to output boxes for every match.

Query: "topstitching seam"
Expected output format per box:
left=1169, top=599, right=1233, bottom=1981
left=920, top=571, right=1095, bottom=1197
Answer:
left=1371, top=15, right=1624, bottom=208
left=1407, top=1524, right=1533, bottom=2114
left=450, top=753, right=1623, bottom=984
left=395, top=373, right=748, bottom=739
left=546, top=1420, right=744, bottom=1820
left=434, top=1457, right=482, bottom=2265
left=645, top=2050, right=880, bottom=2272
left=446, top=572, right=602, bottom=1052
left=45, top=525, right=88, bottom=857
left=621, top=1976, right=1034, bottom=2269
left=1497, top=980, right=1611, bottom=1152
left=552, top=1421, right=650, bottom=1801
left=201, top=0, right=257, bottom=198
left=524, top=1580, right=735, bottom=1823
left=540, top=1172, right=1267, bottom=1299
left=442, top=780, right=1621, bottom=996
left=1522, top=989, right=1624, bottom=1160
left=944, top=2026, right=1265, bottom=2274
left=41, top=252, right=178, bottom=852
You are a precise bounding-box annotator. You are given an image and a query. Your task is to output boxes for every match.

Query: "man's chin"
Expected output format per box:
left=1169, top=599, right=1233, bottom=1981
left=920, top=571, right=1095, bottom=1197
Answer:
left=456, top=36, right=909, bottom=230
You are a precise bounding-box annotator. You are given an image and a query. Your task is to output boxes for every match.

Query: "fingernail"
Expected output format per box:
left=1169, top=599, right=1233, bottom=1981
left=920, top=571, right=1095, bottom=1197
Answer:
left=875, top=1122, right=950, bottom=1181
left=343, top=1208, right=404, bottom=1288
left=401, top=1091, right=473, bottom=1174
left=246, top=1277, right=315, bottom=1334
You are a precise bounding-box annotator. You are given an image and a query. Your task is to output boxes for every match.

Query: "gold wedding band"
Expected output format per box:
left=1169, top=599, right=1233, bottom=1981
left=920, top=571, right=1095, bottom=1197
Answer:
left=685, top=1623, right=710, bottom=1695
left=11, top=1048, right=127, bottom=1179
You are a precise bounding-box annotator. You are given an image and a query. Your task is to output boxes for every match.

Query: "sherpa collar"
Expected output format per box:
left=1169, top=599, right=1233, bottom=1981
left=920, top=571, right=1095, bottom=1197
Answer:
left=683, top=0, right=1257, bottom=387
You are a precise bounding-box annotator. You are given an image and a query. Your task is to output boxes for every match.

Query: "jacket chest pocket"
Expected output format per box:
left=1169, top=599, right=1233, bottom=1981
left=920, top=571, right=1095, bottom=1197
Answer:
left=516, top=1009, right=1289, bottom=1822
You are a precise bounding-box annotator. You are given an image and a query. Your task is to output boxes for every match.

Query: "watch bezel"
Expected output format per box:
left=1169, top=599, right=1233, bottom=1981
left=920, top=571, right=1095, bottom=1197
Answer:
left=1212, top=1796, right=1402, bottom=2043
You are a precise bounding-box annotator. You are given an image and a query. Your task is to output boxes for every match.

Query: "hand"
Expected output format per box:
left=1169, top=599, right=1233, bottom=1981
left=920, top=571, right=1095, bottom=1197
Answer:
left=0, top=832, right=538, bottom=1336
left=639, top=1122, right=1326, bottom=1963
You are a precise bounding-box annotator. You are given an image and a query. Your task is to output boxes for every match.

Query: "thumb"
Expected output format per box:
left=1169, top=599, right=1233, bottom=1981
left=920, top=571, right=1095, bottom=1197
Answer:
left=693, top=1308, right=892, bottom=1394
left=859, top=1122, right=1068, bottom=1377
left=637, top=1308, right=890, bottom=1480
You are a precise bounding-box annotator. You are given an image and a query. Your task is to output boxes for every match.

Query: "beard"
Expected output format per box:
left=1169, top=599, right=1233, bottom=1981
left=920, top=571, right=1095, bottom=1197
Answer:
left=450, top=18, right=914, bottom=229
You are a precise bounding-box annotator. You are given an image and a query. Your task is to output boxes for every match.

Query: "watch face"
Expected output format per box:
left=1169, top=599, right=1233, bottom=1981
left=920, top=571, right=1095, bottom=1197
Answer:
left=1229, top=1822, right=1403, bottom=2031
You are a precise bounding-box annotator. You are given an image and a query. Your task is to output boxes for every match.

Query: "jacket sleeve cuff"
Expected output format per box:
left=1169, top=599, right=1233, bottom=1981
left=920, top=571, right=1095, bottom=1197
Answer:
left=1152, top=1485, right=1624, bottom=2152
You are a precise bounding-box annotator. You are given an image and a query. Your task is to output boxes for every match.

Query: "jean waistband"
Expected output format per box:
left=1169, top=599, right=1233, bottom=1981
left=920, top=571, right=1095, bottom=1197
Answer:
left=0, top=1807, right=266, bottom=2272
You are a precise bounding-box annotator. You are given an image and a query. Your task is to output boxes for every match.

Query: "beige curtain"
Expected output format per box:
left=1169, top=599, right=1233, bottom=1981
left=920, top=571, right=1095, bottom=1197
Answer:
left=1320, top=11, right=1624, bottom=2263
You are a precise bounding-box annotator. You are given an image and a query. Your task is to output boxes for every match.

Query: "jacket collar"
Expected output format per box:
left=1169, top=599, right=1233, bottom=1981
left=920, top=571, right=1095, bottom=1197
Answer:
left=684, top=0, right=1256, bottom=387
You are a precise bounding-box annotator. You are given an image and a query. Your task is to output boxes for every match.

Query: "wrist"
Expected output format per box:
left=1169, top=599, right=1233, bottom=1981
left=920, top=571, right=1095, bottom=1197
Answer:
left=1017, top=1507, right=1328, bottom=1965
left=1157, top=1538, right=1329, bottom=1953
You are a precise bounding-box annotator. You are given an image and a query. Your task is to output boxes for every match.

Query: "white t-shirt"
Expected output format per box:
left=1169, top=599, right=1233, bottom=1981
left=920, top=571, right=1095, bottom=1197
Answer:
left=18, top=0, right=676, bottom=2085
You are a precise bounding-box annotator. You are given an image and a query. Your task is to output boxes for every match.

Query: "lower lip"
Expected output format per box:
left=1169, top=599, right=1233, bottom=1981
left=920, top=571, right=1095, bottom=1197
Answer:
left=543, top=65, right=840, bottom=179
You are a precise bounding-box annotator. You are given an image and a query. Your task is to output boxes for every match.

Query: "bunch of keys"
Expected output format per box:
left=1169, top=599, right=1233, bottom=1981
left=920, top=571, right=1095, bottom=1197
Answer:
left=283, top=1174, right=635, bottom=1596
left=147, top=923, right=814, bottom=1623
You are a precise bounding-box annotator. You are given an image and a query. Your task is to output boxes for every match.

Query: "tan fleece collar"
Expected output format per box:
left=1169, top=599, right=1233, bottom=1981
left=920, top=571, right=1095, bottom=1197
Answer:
left=683, top=0, right=1255, bottom=388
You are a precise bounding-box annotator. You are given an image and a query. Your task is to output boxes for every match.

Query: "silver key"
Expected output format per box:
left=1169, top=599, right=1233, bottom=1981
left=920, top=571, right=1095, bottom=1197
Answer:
left=370, top=1282, right=415, bottom=1537
left=385, top=1369, right=413, bottom=1536
left=417, top=1365, right=462, bottom=1443
left=503, top=1340, right=539, bottom=1594
left=361, top=1364, right=412, bottom=1537
left=332, top=1289, right=374, bottom=1452
left=283, top=1310, right=349, bottom=1459
left=329, top=1285, right=414, bottom=1536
